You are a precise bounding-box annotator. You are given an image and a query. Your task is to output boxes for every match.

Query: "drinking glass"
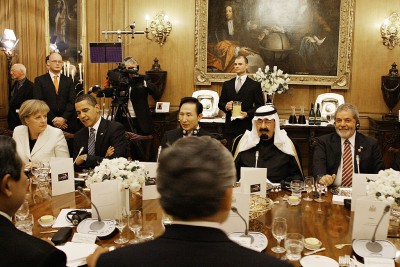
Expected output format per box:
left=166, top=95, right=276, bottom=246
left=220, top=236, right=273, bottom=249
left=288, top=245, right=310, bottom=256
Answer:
left=271, top=217, right=287, bottom=253
left=315, top=175, right=327, bottom=203
left=137, top=223, right=154, bottom=242
left=15, top=200, right=29, bottom=220
left=31, top=162, right=43, bottom=184
left=40, top=161, right=51, bottom=182
left=232, top=101, right=242, bottom=117
left=114, top=210, right=129, bottom=244
left=128, top=210, right=142, bottom=244
left=290, top=180, right=303, bottom=198
left=284, top=233, right=304, bottom=261
left=303, top=176, right=314, bottom=201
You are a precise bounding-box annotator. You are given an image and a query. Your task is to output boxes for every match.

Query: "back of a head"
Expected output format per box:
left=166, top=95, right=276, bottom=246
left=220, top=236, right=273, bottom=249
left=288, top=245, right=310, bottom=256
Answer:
left=0, top=136, right=22, bottom=182
left=157, top=136, right=235, bottom=220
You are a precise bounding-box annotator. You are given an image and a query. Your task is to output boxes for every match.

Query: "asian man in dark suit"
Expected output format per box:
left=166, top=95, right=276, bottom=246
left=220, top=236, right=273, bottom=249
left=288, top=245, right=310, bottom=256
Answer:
left=0, top=136, right=66, bottom=267
left=313, top=103, right=384, bottom=187
left=73, top=94, right=126, bottom=169
left=87, top=136, right=292, bottom=267
left=161, top=97, right=210, bottom=148
left=218, top=56, right=264, bottom=150
left=33, top=52, right=77, bottom=133
left=7, top=64, right=35, bottom=130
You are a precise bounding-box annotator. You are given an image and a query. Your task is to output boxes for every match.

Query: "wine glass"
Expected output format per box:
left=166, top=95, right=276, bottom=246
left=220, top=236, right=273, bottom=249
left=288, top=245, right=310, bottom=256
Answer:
left=15, top=200, right=29, bottom=220
left=315, top=175, right=327, bottom=203
left=40, top=161, right=51, bottom=182
left=31, top=162, right=43, bottom=184
left=304, top=176, right=314, bottom=201
left=271, top=217, right=287, bottom=253
left=114, top=209, right=129, bottom=244
left=137, top=223, right=154, bottom=242
left=128, top=210, right=142, bottom=244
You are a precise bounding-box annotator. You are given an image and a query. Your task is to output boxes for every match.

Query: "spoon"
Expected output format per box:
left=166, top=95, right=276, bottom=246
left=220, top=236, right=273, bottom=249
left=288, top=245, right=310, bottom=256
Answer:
left=335, top=243, right=352, bottom=249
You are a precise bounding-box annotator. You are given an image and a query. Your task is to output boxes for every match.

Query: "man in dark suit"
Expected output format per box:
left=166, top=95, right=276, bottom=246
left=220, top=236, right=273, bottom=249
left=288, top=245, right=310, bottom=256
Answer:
left=218, top=55, right=264, bottom=150
left=74, top=94, right=126, bottom=169
left=0, top=136, right=66, bottom=267
left=313, top=103, right=384, bottom=186
left=33, top=52, right=77, bottom=133
left=7, top=64, right=35, bottom=130
left=87, top=137, right=292, bottom=267
left=161, top=97, right=210, bottom=148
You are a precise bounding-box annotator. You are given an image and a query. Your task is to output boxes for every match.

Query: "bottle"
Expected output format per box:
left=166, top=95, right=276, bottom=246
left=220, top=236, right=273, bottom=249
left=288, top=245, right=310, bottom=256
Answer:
left=315, top=103, right=322, bottom=126
left=308, top=103, right=315, bottom=125
left=298, top=106, right=306, bottom=124
left=289, top=106, right=297, bottom=124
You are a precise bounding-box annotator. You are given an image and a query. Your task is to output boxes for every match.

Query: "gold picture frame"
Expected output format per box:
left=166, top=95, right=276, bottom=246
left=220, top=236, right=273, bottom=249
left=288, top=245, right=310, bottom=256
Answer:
left=194, top=0, right=354, bottom=89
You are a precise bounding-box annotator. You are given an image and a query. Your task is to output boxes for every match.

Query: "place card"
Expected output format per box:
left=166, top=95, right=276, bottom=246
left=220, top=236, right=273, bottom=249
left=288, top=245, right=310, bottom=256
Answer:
left=352, top=196, right=390, bottom=240
left=351, top=174, right=378, bottom=211
left=141, top=162, right=160, bottom=200
left=50, top=157, right=75, bottom=196
left=221, top=192, right=250, bottom=234
left=239, top=167, right=267, bottom=197
left=71, top=232, right=97, bottom=244
left=90, top=180, right=120, bottom=220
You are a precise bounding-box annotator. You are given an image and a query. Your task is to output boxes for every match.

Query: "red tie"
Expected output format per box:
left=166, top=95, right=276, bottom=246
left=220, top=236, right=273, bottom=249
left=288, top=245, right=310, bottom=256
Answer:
left=341, top=140, right=353, bottom=187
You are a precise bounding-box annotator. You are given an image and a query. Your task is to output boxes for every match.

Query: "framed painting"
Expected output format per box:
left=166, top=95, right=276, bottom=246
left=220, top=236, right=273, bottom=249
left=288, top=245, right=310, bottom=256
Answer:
left=194, top=0, right=354, bottom=89
left=45, top=0, right=86, bottom=82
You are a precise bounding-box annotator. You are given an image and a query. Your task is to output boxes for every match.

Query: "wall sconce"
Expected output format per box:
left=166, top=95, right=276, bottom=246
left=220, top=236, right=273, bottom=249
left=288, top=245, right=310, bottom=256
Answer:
left=381, top=12, right=400, bottom=49
left=145, top=12, right=172, bottom=46
left=0, top=29, right=19, bottom=94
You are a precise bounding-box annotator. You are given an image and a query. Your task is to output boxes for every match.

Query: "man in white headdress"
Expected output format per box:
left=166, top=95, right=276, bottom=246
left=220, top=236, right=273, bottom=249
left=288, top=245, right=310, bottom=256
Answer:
left=232, top=105, right=303, bottom=183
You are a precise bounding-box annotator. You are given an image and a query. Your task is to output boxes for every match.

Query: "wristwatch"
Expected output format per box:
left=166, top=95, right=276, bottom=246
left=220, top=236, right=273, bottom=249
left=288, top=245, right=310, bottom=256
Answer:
left=82, top=155, right=87, bottom=161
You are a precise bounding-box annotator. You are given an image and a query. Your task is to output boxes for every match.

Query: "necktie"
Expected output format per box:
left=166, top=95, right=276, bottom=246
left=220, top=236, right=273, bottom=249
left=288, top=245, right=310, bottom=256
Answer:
left=11, top=82, right=21, bottom=97
left=235, top=77, right=242, bottom=93
left=341, top=139, right=353, bottom=187
left=88, top=128, right=96, bottom=156
left=54, top=75, right=59, bottom=93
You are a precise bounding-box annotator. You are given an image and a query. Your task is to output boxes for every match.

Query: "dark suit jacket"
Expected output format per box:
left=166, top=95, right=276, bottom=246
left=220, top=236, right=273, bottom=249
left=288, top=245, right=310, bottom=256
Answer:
left=0, top=215, right=66, bottom=267
left=218, top=77, right=264, bottom=135
left=393, top=152, right=400, bottom=171
left=313, top=132, right=384, bottom=177
left=73, top=118, right=127, bottom=169
left=161, top=128, right=211, bottom=148
left=34, top=73, right=76, bottom=132
left=97, top=224, right=292, bottom=267
left=7, top=78, right=35, bottom=130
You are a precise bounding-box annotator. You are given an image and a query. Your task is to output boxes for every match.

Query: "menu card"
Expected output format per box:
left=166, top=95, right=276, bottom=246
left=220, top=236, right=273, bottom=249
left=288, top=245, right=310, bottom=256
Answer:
left=50, top=157, right=75, bottom=196
left=239, top=167, right=267, bottom=197
left=141, top=162, right=160, bottom=200
left=351, top=173, right=378, bottom=211
left=221, top=192, right=250, bottom=233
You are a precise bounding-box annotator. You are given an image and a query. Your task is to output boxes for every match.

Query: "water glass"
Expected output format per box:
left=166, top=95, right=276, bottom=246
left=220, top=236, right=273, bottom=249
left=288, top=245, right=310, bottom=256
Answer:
left=290, top=180, right=303, bottom=198
left=137, top=223, right=154, bottom=242
left=15, top=200, right=29, bottom=220
left=271, top=217, right=287, bottom=253
left=15, top=214, right=34, bottom=235
left=304, top=176, right=314, bottom=201
left=284, top=233, right=304, bottom=261
left=315, top=175, right=326, bottom=203
left=128, top=210, right=142, bottom=244
left=114, top=210, right=128, bottom=244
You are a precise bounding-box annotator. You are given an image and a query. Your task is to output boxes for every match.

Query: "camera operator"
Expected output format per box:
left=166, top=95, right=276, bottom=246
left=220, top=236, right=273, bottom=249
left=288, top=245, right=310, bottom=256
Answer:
left=101, top=57, right=160, bottom=135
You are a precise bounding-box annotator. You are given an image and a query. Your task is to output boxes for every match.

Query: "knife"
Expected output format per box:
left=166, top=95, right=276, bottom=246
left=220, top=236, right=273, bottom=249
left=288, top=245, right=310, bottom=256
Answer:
left=304, top=247, right=326, bottom=256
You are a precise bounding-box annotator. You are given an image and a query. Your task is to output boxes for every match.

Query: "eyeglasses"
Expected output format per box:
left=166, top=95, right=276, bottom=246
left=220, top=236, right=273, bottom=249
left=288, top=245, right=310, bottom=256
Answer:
left=50, top=60, right=63, bottom=64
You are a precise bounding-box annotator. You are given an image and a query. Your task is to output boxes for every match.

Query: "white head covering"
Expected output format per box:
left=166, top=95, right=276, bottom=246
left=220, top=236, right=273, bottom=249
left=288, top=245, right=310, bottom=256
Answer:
left=234, top=105, right=295, bottom=158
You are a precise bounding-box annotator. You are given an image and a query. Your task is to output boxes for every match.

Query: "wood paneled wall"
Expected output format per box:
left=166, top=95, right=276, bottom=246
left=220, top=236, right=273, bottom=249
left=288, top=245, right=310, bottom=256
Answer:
left=1, top=0, right=400, bottom=129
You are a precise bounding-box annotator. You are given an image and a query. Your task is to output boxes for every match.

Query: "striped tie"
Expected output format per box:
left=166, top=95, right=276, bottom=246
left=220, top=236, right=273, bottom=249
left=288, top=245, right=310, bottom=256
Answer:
left=341, top=139, right=353, bottom=187
left=88, top=128, right=96, bottom=156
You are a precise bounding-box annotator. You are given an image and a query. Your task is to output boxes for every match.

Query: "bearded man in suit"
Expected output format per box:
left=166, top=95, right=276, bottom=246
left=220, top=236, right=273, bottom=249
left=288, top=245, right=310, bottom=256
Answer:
left=7, top=63, right=35, bottom=130
left=313, top=103, right=384, bottom=186
left=33, top=52, right=77, bottom=133
left=218, top=55, right=264, bottom=150
left=73, top=94, right=126, bottom=169
left=87, top=136, right=292, bottom=267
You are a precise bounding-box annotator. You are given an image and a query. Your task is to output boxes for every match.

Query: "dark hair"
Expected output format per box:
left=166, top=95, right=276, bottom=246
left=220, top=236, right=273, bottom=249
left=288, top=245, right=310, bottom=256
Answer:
left=235, top=55, right=248, bottom=64
left=157, top=136, right=236, bottom=220
left=0, top=136, right=22, bottom=181
left=179, top=97, right=203, bottom=115
left=75, top=94, right=98, bottom=106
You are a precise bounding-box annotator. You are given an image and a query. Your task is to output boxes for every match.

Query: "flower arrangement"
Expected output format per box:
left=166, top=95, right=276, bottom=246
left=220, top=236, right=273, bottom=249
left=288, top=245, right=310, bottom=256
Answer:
left=253, top=65, right=290, bottom=95
left=366, top=168, right=400, bottom=205
left=86, top=157, right=147, bottom=192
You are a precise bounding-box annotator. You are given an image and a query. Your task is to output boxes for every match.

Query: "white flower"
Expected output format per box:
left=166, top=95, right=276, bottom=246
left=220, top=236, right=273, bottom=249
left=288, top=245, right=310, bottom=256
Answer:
left=367, top=168, right=400, bottom=205
left=86, top=157, right=147, bottom=192
left=253, top=65, right=289, bottom=95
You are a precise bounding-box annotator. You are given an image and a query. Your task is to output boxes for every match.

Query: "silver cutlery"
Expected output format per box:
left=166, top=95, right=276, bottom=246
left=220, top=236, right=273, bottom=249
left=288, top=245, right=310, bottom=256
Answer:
left=304, top=247, right=325, bottom=256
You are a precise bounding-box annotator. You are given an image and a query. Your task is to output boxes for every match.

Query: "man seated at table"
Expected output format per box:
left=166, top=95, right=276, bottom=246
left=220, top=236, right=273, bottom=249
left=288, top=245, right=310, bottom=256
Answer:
left=0, top=136, right=66, bottom=267
left=313, top=103, right=384, bottom=186
left=233, top=105, right=303, bottom=183
left=73, top=94, right=126, bottom=169
left=87, top=136, right=292, bottom=267
left=161, top=97, right=211, bottom=148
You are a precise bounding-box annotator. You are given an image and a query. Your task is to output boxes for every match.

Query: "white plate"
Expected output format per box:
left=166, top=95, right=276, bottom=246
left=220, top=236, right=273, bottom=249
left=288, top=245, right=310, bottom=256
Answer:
left=300, top=255, right=339, bottom=267
left=228, top=232, right=268, bottom=252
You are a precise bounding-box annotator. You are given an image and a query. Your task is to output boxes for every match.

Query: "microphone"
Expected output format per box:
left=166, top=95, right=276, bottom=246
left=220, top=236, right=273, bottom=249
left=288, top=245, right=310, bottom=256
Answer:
left=77, top=186, right=105, bottom=231
left=73, top=147, right=84, bottom=165
left=365, top=205, right=391, bottom=253
left=231, top=207, right=251, bottom=241
left=356, top=155, right=360, bottom=174
left=157, top=146, right=162, bottom=162
left=255, top=151, right=259, bottom=168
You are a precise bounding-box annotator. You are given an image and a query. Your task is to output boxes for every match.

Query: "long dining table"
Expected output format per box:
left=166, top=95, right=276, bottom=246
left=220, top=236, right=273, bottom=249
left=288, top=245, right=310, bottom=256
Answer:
left=28, top=186, right=400, bottom=267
